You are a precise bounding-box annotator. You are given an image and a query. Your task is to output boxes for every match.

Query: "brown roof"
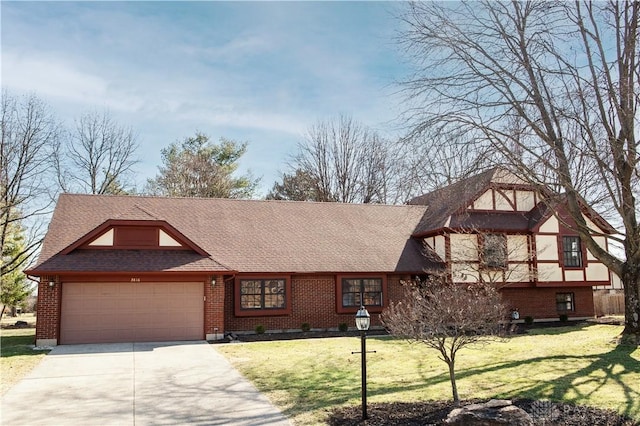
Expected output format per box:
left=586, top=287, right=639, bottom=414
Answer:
left=33, top=250, right=230, bottom=273
left=409, top=167, right=616, bottom=236
left=409, top=168, right=500, bottom=235
left=31, top=194, right=433, bottom=275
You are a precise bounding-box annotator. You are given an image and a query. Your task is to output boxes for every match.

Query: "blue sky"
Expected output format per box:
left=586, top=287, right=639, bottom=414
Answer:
left=2, top=1, right=410, bottom=196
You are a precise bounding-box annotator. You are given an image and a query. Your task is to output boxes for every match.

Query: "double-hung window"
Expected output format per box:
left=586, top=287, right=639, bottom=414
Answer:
left=563, top=236, right=583, bottom=267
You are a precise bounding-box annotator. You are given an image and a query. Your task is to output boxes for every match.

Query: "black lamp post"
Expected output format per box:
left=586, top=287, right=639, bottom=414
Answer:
left=355, top=305, right=371, bottom=420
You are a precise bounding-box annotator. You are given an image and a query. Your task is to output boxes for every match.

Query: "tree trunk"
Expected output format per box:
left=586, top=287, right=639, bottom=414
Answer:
left=447, top=360, right=460, bottom=404
left=621, top=262, right=640, bottom=343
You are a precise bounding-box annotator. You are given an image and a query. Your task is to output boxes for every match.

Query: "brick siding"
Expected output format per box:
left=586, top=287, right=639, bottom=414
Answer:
left=501, top=286, right=594, bottom=319
left=223, top=274, right=409, bottom=332
left=204, top=274, right=226, bottom=337
left=35, top=276, right=61, bottom=343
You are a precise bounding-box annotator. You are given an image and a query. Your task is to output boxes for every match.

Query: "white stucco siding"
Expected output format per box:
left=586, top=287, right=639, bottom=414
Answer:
left=586, top=262, right=610, bottom=282
left=538, top=216, right=559, bottom=233
left=434, top=235, right=446, bottom=261
left=495, top=190, right=514, bottom=211
left=474, top=190, right=493, bottom=210
left=535, top=235, right=558, bottom=260
left=515, top=190, right=536, bottom=211
left=450, top=234, right=478, bottom=261
left=89, top=228, right=114, bottom=246
left=451, top=263, right=479, bottom=283
left=564, top=269, right=585, bottom=281
left=506, top=263, right=530, bottom=282
left=587, top=236, right=608, bottom=261
left=159, top=229, right=182, bottom=246
left=508, top=235, right=529, bottom=261
left=537, top=263, right=563, bottom=282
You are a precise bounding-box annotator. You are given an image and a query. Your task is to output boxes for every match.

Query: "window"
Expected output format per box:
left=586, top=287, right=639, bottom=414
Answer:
left=341, top=278, right=383, bottom=308
left=240, top=279, right=286, bottom=310
left=563, top=236, right=583, bottom=267
left=556, top=293, right=575, bottom=312
left=482, top=234, right=507, bottom=269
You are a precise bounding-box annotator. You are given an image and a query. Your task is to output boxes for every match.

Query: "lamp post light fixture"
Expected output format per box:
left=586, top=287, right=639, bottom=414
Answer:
left=355, top=305, right=370, bottom=420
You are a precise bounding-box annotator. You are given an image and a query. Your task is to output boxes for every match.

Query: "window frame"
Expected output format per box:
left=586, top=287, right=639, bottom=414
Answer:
left=336, top=275, right=387, bottom=314
left=481, top=233, right=508, bottom=270
left=556, top=292, right=575, bottom=312
left=562, top=236, right=583, bottom=268
left=234, top=276, right=292, bottom=317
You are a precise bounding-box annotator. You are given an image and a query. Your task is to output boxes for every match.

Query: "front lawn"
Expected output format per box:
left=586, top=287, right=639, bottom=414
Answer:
left=216, top=324, right=639, bottom=425
left=0, top=327, right=49, bottom=395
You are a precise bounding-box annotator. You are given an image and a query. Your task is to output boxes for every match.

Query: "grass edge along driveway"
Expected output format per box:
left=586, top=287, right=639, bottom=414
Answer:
left=217, top=324, right=639, bottom=425
left=0, top=327, right=50, bottom=395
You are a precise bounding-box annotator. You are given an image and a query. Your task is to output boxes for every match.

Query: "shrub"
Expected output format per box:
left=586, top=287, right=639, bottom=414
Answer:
left=559, top=314, right=569, bottom=322
left=338, top=322, right=349, bottom=332
left=255, top=325, right=266, bottom=334
left=524, top=316, right=534, bottom=325
left=301, top=323, right=311, bottom=332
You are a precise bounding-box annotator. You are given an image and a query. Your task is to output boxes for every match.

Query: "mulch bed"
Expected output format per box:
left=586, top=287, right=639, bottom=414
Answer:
left=327, top=400, right=638, bottom=426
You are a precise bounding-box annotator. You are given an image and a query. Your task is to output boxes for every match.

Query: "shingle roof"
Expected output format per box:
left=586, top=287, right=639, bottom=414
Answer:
left=31, top=194, right=434, bottom=274
left=408, top=168, right=499, bottom=235
left=33, top=250, right=230, bottom=273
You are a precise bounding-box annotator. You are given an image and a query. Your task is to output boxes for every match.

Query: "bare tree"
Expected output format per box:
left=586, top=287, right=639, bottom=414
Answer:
left=399, top=130, right=494, bottom=201
left=54, top=110, right=139, bottom=194
left=282, top=115, right=399, bottom=203
left=382, top=278, right=508, bottom=404
left=399, top=1, right=640, bottom=339
left=146, top=133, right=259, bottom=199
left=1, top=90, right=60, bottom=279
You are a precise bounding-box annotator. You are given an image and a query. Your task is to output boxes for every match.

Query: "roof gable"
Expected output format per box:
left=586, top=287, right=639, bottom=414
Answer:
left=409, top=167, right=529, bottom=235
left=60, top=219, right=209, bottom=255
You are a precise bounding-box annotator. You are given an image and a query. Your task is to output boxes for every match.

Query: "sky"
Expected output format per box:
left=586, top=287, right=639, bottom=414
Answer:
left=2, top=1, right=411, bottom=196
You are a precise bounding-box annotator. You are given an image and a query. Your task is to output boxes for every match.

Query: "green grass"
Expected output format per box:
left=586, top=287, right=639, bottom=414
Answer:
left=0, top=327, right=49, bottom=395
left=216, top=324, right=640, bottom=425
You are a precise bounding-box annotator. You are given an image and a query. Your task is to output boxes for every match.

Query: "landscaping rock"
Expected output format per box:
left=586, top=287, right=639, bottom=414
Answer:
left=444, top=399, right=533, bottom=426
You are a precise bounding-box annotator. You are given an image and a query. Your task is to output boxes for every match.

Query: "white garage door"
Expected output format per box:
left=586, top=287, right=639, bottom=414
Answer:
left=60, top=282, right=204, bottom=344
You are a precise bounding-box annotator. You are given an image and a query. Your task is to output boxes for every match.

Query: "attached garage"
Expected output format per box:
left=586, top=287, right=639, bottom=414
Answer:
left=60, top=281, right=204, bottom=344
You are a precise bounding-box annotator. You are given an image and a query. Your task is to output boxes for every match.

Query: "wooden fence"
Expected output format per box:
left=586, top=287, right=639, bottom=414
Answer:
left=594, top=290, right=625, bottom=316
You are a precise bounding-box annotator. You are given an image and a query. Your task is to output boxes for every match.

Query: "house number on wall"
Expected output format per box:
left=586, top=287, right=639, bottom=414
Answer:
left=130, top=278, right=141, bottom=282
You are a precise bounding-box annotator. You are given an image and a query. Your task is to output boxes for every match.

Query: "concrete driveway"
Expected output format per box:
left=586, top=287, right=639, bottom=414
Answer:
left=1, top=341, right=291, bottom=425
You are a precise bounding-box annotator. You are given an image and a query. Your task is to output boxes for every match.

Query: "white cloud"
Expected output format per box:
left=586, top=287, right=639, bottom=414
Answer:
left=3, top=51, right=145, bottom=113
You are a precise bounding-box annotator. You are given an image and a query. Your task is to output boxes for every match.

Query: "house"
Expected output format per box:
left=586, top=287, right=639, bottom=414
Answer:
left=408, top=168, right=617, bottom=321
left=29, top=168, right=618, bottom=346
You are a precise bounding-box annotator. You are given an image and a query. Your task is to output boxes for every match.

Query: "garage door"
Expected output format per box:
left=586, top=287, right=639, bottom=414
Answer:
left=60, top=282, right=204, bottom=344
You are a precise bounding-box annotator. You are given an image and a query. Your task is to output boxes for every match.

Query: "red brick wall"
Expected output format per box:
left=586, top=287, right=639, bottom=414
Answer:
left=204, top=274, right=226, bottom=337
left=501, top=286, right=594, bottom=319
left=224, top=274, right=409, bottom=332
left=35, top=276, right=61, bottom=343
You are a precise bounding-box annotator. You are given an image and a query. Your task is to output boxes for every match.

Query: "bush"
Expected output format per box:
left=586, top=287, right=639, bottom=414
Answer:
left=301, top=322, right=311, bottom=332
left=338, top=322, right=349, bottom=332
left=559, top=314, right=569, bottom=322
left=255, top=325, right=266, bottom=334
left=524, top=316, right=534, bottom=325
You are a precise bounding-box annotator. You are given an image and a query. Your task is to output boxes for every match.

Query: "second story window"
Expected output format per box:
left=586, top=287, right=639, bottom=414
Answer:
left=482, top=234, right=507, bottom=269
left=563, top=236, right=583, bottom=267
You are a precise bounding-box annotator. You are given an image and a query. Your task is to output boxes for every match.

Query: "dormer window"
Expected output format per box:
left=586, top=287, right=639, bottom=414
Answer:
left=482, top=234, right=507, bottom=269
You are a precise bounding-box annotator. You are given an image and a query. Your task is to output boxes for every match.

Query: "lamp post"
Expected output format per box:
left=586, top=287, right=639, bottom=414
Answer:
left=355, top=305, right=370, bottom=420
